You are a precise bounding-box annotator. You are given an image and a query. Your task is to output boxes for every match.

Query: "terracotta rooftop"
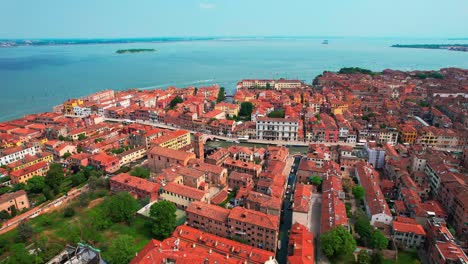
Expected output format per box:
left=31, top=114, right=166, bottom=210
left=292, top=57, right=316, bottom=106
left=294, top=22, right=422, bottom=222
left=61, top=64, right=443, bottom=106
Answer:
left=288, top=223, right=314, bottom=264
left=393, top=221, right=426, bottom=236
left=89, top=152, right=119, bottom=164
left=130, top=224, right=275, bottom=264
left=149, top=146, right=195, bottom=161
left=229, top=207, right=279, bottom=230
left=163, top=182, right=206, bottom=200
left=111, top=173, right=160, bottom=194
left=10, top=161, right=48, bottom=178
left=186, top=201, right=230, bottom=222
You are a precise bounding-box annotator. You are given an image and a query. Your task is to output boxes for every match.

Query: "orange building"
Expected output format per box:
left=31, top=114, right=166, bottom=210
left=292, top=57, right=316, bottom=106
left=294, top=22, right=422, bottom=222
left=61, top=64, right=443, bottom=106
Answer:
left=0, top=190, right=30, bottom=214
left=88, top=152, right=120, bottom=173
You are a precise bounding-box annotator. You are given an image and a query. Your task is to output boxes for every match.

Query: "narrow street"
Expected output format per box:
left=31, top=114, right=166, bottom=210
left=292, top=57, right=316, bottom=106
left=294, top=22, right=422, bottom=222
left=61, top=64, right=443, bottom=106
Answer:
left=276, top=156, right=301, bottom=263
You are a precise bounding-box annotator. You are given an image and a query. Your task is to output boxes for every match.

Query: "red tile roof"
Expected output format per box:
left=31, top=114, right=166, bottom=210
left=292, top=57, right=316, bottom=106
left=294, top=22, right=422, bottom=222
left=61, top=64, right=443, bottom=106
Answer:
left=229, top=207, right=279, bottom=230
left=131, top=225, right=275, bottom=264
left=10, top=161, right=49, bottom=178
left=163, top=182, right=206, bottom=200
left=393, top=221, right=426, bottom=236
left=293, top=184, right=312, bottom=213
left=149, top=146, right=195, bottom=161
left=89, top=152, right=119, bottom=164
left=288, top=223, right=314, bottom=264
left=186, top=201, right=230, bottom=222
left=110, top=173, right=160, bottom=194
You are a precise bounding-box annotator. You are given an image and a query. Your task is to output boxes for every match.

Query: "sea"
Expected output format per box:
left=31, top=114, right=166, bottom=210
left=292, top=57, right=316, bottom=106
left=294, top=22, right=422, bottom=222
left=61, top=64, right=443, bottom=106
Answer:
left=1, top=37, right=468, bottom=122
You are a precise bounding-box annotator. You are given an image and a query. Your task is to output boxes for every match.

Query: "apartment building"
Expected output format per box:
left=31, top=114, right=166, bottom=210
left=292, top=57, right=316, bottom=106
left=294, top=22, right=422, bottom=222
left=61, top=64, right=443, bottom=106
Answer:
left=117, top=146, right=147, bottom=167
left=130, top=225, right=276, bottom=264
left=110, top=173, right=160, bottom=202
left=228, top=206, right=279, bottom=252
left=392, top=218, right=426, bottom=248
left=0, top=145, right=39, bottom=166
left=88, top=152, right=120, bottom=174
left=355, top=162, right=392, bottom=225
left=10, top=161, right=50, bottom=184
left=150, top=130, right=191, bottom=150
left=256, top=117, right=299, bottom=142
left=186, top=202, right=280, bottom=252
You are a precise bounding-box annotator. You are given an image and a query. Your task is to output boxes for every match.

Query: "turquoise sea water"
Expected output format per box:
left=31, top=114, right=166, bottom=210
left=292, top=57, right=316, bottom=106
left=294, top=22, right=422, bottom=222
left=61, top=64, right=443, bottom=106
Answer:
left=1, top=37, right=468, bottom=122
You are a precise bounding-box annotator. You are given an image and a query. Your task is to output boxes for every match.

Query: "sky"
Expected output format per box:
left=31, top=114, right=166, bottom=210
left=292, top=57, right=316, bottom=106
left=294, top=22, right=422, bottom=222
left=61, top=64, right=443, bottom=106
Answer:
left=1, top=0, right=467, bottom=38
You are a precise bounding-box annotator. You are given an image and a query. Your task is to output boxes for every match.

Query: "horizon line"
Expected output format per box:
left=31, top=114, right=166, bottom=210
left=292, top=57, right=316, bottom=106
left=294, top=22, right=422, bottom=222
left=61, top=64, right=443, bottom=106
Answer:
left=1, top=35, right=467, bottom=40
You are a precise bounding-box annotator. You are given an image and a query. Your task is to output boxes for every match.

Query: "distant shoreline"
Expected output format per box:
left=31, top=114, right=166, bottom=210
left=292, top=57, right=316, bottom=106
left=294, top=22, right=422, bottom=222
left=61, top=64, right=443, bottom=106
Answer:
left=116, top=49, right=157, bottom=54
left=391, top=44, right=468, bottom=52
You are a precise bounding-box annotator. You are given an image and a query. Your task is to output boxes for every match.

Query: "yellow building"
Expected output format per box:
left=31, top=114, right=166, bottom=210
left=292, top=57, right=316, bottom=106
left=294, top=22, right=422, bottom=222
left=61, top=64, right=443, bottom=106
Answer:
left=63, top=99, right=84, bottom=115
left=151, top=130, right=191, bottom=150
left=7, top=153, right=53, bottom=172
left=215, top=102, right=240, bottom=117
left=330, top=100, right=349, bottom=115
left=399, top=125, right=418, bottom=144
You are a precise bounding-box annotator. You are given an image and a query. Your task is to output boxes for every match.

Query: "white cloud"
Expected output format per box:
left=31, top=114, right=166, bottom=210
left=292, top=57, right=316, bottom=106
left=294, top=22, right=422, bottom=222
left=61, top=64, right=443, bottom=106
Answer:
left=199, top=3, right=215, bottom=9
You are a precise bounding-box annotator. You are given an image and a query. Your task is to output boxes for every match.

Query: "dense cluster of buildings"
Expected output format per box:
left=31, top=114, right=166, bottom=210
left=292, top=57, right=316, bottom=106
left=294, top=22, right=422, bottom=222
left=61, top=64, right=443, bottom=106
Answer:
left=0, top=68, right=467, bottom=263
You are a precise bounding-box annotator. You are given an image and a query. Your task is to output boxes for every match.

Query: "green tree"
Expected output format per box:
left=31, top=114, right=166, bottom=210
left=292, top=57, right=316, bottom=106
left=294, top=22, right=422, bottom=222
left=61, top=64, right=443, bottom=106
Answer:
left=371, top=251, right=384, bottom=264
left=267, top=109, right=285, bottom=118
left=25, top=176, right=46, bottom=194
left=105, top=235, right=136, bottom=264
left=103, top=192, right=139, bottom=223
left=239, top=102, right=253, bottom=119
left=70, top=172, right=87, bottom=187
left=370, top=230, right=388, bottom=250
left=45, top=163, right=64, bottom=194
left=150, top=201, right=177, bottom=240
left=6, top=243, right=34, bottom=264
left=0, top=210, right=10, bottom=220
left=357, top=250, right=372, bottom=264
left=194, top=87, right=198, bottom=95
left=169, top=96, right=183, bottom=108
left=0, top=186, right=11, bottom=195
left=77, top=133, right=87, bottom=141
left=11, top=183, right=26, bottom=192
left=266, top=83, right=271, bottom=90
left=352, top=185, right=365, bottom=200
left=309, top=176, right=322, bottom=186
left=87, top=208, right=112, bottom=230
left=354, top=218, right=373, bottom=241
left=62, top=152, right=72, bottom=159
left=130, top=167, right=150, bottom=179
left=217, top=87, right=225, bottom=103
left=320, top=225, right=356, bottom=259
left=16, top=222, right=33, bottom=242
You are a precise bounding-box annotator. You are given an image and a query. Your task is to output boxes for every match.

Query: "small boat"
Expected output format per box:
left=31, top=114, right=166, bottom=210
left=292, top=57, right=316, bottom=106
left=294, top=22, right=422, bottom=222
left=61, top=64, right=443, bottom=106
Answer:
left=322, top=40, right=329, bottom=44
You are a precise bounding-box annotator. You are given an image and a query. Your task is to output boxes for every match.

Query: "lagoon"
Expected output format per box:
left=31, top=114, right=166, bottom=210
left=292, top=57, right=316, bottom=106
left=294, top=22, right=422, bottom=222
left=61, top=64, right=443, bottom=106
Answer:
left=1, top=37, right=468, bottom=121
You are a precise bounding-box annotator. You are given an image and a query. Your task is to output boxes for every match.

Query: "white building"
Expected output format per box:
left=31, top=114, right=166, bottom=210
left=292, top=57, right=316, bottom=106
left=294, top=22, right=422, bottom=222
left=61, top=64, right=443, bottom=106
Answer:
left=256, top=117, right=299, bottom=141
left=0, top=146, right=39, bottom=166
left=366, top=143, right=386, bottom=169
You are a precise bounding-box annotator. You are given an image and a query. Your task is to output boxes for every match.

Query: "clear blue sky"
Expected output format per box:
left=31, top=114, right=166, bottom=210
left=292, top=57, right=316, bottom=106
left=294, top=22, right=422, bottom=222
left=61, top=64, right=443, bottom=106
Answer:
left=1, top=0, right=467, bottom=38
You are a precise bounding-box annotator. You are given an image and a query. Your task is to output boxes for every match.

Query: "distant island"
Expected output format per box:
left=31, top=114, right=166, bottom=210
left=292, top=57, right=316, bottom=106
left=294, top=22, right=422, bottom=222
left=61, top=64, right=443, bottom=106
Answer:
left=116, top=48, right=156, bottom=54
left=391, top=44, right=468, bottom=52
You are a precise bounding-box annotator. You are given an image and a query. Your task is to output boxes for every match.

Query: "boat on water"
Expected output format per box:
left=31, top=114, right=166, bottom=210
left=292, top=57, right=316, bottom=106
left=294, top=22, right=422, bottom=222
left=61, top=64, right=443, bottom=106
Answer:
left=322, top=40, right=329, bottom=44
